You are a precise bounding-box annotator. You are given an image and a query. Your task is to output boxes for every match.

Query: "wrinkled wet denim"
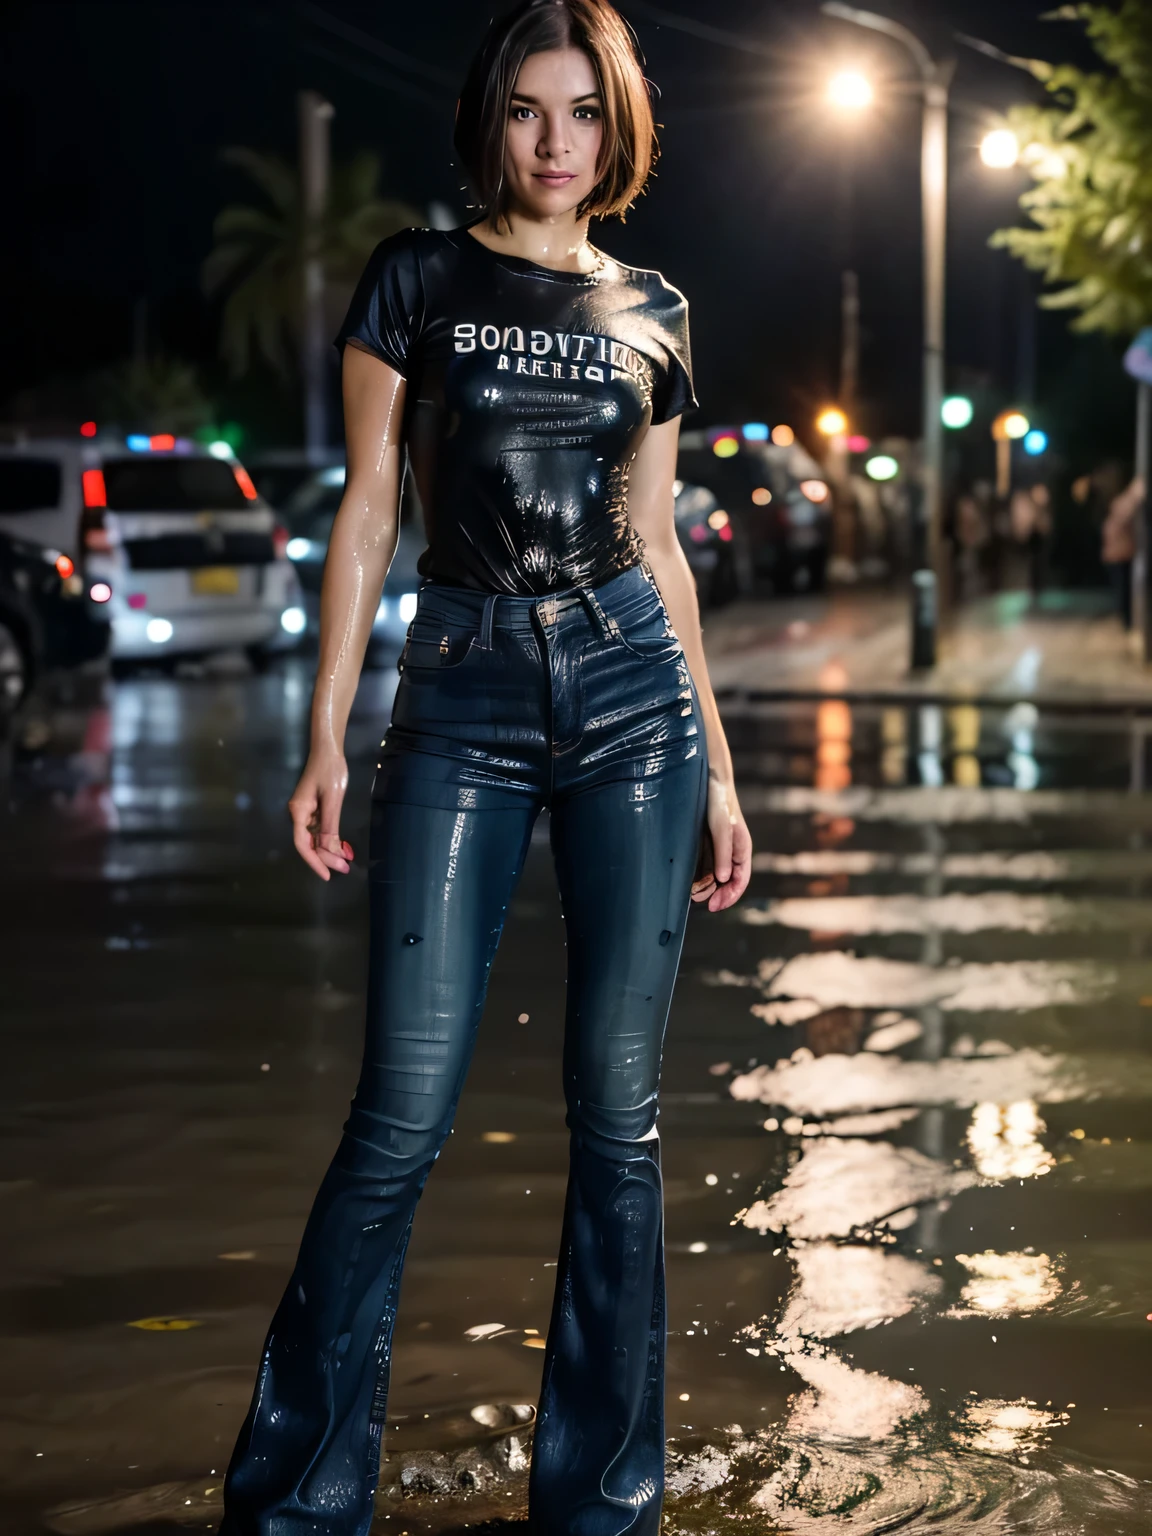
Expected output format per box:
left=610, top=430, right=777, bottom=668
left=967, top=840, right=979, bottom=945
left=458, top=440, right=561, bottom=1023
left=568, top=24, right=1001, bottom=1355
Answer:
left=220, top=563, right=708, bottom=1536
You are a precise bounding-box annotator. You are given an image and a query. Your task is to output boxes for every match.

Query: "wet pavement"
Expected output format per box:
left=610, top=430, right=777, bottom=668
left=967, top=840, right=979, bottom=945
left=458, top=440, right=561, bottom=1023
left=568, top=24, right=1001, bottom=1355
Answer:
left=3, top=650, right=1152, bottom=1534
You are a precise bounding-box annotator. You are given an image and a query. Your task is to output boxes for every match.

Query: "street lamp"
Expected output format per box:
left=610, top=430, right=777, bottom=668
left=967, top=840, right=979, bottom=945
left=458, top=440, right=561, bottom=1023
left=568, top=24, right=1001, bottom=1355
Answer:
left=979, top=128, right=1019, bottom=169
left=941, top=394, right=974, bottom=429
left=822, top=3, right=954, bottom=671
left=828, top=70, right=874, bottom=108
left=817, top=406, right=849, bottom=436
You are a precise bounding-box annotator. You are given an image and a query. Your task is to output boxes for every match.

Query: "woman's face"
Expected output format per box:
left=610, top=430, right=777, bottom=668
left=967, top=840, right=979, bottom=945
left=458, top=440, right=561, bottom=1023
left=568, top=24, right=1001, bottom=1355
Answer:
left=502, top=47, right=604, bottom=221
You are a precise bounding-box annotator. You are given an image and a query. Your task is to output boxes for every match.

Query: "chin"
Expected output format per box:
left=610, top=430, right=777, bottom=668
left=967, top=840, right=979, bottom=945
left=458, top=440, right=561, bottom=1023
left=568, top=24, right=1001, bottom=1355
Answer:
left=514, top=182, right=593, bottom=220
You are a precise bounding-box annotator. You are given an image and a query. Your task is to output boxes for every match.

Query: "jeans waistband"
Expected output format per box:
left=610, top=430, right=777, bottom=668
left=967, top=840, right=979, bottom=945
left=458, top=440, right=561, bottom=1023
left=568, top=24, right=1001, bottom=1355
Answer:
left=415, top=563, right=660, bottom=651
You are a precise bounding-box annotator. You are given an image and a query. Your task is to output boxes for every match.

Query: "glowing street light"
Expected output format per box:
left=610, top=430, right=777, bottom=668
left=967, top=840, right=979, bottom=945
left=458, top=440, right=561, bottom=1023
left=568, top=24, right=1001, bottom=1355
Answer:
left=1002, top=411, right=1030, bottom=440
left=865, top=454, right=900, bottom=481
left=941, top=394, right=974, bottom=429
left=828, top=70, right=874, bottom=108
left=816, top=407, right=849, bottom=436
left=980, top=128, right=1019, bottom=169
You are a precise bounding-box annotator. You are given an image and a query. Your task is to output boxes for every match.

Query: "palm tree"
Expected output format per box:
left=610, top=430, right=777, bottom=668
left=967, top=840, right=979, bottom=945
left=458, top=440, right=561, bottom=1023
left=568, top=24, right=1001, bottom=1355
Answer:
left=203, top=148, right=423, bottom=376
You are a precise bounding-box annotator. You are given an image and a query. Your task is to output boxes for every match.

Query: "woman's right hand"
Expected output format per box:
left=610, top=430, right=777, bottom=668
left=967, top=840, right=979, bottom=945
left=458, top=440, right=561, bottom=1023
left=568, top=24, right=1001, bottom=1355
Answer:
left=288, top=750, right=354, bottom=880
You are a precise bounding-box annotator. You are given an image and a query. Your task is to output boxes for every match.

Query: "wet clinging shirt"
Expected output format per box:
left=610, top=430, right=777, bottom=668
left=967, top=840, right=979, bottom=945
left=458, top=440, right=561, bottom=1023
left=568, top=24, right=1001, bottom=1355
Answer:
left=336, top=225, right=696, bottom=596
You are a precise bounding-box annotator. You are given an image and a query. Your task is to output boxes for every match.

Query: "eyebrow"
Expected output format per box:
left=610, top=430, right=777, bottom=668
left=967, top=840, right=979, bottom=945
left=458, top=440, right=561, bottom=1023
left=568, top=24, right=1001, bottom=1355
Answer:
left=510, top=91, right=601, bottom=104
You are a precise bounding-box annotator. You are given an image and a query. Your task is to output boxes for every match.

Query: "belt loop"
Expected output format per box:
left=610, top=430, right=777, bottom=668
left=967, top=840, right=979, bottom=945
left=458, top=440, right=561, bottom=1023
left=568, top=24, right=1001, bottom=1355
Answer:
left=477, top=592, right=497, bottom=650
left=578, top=585, right=617, bottom=642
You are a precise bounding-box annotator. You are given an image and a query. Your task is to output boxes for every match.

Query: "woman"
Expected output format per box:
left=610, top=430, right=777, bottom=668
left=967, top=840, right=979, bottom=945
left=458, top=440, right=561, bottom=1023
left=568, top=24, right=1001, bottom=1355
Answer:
left=221, top=2, right=751, bottom=1531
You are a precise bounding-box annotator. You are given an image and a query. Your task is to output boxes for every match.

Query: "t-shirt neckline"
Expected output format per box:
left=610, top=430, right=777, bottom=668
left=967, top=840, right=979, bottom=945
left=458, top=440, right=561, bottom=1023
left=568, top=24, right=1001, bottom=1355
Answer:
left=460, top=227, right=612, bottom=286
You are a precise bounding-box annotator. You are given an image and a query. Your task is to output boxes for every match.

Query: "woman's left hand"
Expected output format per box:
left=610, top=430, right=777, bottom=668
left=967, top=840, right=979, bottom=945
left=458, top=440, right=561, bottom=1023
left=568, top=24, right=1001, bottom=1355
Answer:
left=691, top=770, right=752, bottom=911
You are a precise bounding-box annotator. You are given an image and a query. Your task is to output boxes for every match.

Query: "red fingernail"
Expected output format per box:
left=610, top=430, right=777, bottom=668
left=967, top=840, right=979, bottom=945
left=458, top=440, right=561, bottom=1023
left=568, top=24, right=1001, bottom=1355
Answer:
left=342, top=841, right=354, bottom=858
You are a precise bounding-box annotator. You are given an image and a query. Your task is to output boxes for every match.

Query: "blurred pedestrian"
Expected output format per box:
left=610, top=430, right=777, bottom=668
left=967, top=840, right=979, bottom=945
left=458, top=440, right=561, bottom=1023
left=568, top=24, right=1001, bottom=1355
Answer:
left=1101, top=475, right=1144, bottom=629
left=218, top=4, right=751, bottom=1535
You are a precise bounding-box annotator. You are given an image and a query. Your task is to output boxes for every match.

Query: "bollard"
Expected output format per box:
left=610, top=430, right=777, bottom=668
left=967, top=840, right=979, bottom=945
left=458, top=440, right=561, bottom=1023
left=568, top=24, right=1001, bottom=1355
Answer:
left=910, top=568, right=937, bottom=672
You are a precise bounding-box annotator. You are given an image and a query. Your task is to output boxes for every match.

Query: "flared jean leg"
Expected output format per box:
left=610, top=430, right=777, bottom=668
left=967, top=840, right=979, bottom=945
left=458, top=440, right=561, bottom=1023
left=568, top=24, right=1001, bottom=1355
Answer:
left=221, top=796, right=537, bottom=1536
left=529, top=755, right=708, bottom=1536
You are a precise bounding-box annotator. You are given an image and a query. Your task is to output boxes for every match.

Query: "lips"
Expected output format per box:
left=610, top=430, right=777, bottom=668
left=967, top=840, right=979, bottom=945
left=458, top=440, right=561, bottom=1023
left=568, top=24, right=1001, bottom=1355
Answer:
left=534, top=172, right=576, bottom=184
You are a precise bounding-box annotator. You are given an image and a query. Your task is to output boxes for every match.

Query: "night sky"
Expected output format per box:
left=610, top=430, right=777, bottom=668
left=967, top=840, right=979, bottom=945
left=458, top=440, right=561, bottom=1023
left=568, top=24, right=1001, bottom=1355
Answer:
left=2, top=0, right=1136, bottom=461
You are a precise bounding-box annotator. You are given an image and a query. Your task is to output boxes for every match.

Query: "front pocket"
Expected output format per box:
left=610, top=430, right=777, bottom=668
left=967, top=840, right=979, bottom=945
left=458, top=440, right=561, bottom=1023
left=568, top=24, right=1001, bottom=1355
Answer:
left=400, top=620, right=479, bottom=671
left=611, top=605, right=684, bottom=662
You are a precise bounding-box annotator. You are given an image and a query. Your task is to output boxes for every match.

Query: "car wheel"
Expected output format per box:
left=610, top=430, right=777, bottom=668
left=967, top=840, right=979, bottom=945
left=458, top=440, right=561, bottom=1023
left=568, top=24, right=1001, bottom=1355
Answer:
left=0, top=619, right=30, bottom=708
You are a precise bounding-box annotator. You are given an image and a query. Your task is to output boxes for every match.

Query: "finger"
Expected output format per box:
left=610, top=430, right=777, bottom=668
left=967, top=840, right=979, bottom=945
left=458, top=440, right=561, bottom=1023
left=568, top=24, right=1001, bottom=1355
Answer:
left=290, top=798, right=331, bottom=884
left=709, top=812, right=734, bottom=887
left=710, top=823, right=753, bottom=910
left=314, top=785, right=352, bottom=875
left=691, top=876, right=717, bottom=904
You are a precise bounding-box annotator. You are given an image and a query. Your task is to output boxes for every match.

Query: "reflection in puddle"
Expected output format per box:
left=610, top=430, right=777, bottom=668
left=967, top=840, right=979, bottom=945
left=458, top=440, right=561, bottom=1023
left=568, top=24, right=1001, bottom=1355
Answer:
left=739, top=891, right=1139, bottom=933
left=953, top=1250, right=1062, bottom=1317
left=736, top=1138, right=975, bottom=1239
left=967, top=1100, right=1055, bottom=1180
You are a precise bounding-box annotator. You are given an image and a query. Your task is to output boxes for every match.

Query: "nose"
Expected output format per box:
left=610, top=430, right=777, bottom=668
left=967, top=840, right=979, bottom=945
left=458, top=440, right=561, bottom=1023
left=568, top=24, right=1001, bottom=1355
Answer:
left=536, top=110, right=572, bottom=161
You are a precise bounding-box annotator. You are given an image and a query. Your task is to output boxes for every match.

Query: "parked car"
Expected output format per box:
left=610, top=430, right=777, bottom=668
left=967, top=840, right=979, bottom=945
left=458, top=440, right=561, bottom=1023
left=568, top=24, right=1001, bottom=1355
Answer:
left=0, top=436, right=306, bottom=671
left=244, top=448, right=345, bottom=515
left=673, top=480, right=737, bottom=607
left=677, top=428, right=832, bottom=595
left=281, top=466, right=423, bottom=656
left=0, top=529, right=111, bottom=707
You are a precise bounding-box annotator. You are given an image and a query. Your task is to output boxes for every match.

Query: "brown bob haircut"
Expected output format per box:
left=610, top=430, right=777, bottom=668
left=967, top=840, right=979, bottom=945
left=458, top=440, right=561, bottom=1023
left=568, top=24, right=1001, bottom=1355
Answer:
left=454, top=0, right=657, bottom=225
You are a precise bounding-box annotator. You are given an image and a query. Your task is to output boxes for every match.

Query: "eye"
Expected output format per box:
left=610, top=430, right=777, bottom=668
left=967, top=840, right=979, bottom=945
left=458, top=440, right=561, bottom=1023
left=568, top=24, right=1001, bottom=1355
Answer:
left=574, top=104, right=602, bottom=120
left=511, top=105, right=537, bottom=121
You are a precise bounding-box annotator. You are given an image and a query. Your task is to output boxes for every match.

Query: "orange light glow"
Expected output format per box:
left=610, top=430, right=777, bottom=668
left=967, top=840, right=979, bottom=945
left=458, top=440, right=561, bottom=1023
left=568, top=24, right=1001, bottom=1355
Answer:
left=707, top=508, right=730, bottom=530
left=55, top=554, right=75, bottom=578
left=149, top=434, right=176, bottom=451
left=816, top=698, right=853, bottom=792
left=751, top=486, right=772, bottom=506
left=771, top=424, right=795, bottom=446
left=233, top=465, right=259, bottom=500
left=799, top=479, right=830, bottom=503
left=82, top=468, right=107, bottom=508
left=80, top=421, right=97, bottom=438
left=816, top=408, right=848, bottom=437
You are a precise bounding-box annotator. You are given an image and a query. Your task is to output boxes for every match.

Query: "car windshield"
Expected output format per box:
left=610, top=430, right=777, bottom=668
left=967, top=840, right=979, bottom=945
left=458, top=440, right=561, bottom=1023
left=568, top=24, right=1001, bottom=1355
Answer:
left=102, top=458, right=252, bottom=512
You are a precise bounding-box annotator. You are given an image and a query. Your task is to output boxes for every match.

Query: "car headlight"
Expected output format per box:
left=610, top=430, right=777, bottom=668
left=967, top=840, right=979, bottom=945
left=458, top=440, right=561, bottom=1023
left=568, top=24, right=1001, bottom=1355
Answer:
left=285, top=537, right=312, bottom=561
left=398, top=592, right=418, bottom=622
left=146, top=618, right=173, bottom=643
left=280, top=606, right=307, bottom=635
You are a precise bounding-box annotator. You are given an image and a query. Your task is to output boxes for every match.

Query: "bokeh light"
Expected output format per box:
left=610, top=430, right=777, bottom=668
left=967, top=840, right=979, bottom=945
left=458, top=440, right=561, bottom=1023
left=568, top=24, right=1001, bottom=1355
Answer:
left=941, top=395, right=974, bottom=429
left=816, top=407, right=848, bottom=437
left=712, top=434, right=739, bottom=459
left=828, top=71, right=874, bottom=110
left=771, top=424, right=795, bottom=447
left=865, top=455, right=899, bottom=481
left=980, top=128, right=1019, bottom=169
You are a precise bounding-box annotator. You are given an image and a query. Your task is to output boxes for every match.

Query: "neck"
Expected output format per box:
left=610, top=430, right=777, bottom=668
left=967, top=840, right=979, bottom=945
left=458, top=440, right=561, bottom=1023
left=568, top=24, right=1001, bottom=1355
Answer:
left=472, top=207, right=597, bottom=273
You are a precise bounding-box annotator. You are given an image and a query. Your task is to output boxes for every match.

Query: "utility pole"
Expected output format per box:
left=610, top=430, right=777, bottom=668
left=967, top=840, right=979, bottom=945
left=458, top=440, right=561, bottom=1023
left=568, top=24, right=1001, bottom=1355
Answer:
left=299, top=89, right=334, bottom=465
left=832, top=270, right=860, bottom=572
left=823, top=4, right=954, bottom=670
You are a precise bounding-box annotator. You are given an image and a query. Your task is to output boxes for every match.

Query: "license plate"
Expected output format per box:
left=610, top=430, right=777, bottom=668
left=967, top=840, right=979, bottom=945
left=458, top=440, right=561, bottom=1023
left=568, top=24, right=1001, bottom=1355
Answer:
left=192, top=566, right=240, bottom=595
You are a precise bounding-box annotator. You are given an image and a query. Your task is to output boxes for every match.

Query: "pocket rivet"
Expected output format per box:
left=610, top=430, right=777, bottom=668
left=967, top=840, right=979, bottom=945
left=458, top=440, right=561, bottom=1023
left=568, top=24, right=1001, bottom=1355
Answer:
left=440, top=635, right=449, bottom=655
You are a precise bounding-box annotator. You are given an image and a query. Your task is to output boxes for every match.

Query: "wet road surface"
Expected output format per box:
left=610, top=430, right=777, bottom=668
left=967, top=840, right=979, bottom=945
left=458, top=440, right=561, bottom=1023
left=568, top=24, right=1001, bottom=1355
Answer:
left=3, top=658, right=1152, bottom=1533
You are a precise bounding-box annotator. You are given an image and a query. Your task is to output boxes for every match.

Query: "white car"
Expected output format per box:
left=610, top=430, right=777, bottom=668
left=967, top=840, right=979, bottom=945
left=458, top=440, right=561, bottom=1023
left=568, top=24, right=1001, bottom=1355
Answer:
left=0, top=434, right=306, bottom=668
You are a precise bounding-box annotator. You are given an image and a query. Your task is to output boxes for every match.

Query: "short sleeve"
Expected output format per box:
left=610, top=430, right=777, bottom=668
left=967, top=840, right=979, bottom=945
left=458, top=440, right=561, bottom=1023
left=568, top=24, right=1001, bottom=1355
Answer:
left=649, top=291, right=698, bottom=426
left=334, top=229, right=426, bottom=377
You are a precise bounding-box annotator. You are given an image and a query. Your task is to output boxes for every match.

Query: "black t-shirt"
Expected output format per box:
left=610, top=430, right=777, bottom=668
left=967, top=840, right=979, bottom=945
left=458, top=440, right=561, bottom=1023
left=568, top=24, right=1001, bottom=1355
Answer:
left=336, top=225, right=696, bottom=596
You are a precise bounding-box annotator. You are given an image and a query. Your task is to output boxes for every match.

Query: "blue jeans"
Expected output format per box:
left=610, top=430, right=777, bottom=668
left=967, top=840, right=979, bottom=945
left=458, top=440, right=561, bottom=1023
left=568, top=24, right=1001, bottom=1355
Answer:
left=221, top=563, right=708, bottom=1536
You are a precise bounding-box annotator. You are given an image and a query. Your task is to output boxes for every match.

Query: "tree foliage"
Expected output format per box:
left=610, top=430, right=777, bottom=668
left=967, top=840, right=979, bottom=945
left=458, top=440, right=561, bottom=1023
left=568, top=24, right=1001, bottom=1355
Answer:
left=991, top=1, right=1152, bottom=336
left=203, top=148, right=423, bottom=376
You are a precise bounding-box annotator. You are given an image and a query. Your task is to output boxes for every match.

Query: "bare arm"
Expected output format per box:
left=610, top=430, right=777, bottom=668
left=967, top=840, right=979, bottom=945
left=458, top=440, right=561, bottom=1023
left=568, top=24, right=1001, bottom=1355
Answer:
left=287, top=346, right=407, bottom=879
left=628, top=417, right=752, bottom=910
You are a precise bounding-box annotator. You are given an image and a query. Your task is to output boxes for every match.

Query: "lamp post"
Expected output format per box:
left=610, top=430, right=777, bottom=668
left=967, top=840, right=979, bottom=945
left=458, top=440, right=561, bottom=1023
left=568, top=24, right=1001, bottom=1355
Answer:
left=822, top=4, right=954, bottom=670
left=299, top=89, right=335, bottom=465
